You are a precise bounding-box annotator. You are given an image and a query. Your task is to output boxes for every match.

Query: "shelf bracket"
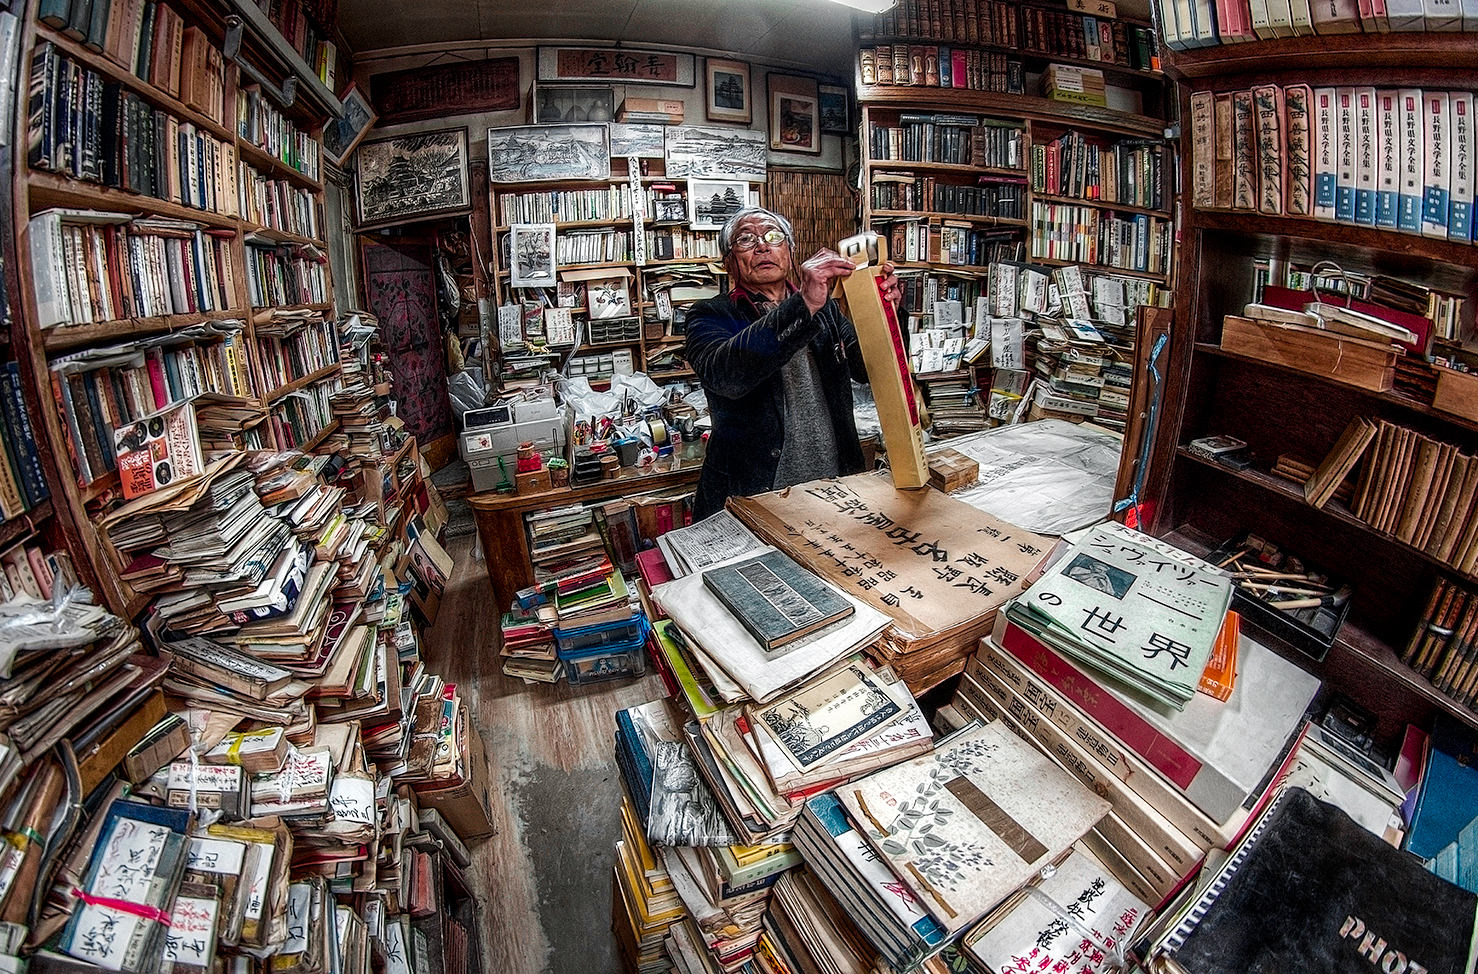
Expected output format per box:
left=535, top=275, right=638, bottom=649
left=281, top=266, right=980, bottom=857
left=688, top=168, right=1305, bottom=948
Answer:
left=223, top=16, right=298, bottom=111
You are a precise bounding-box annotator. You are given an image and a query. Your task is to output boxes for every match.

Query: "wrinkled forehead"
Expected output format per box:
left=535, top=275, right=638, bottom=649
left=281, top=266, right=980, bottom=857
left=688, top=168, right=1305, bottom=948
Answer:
left=734, top=214, right=787, bottom=239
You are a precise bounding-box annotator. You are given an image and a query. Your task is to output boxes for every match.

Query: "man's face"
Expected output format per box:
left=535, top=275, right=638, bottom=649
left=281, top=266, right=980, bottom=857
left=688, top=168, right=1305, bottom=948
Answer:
left=731, top=216, right=792, bottom=290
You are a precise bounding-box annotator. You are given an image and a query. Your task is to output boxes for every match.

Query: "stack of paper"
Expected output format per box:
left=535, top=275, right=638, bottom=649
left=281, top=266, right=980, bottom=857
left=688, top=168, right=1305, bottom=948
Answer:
left=1009, top=521, right=1233, bottom=708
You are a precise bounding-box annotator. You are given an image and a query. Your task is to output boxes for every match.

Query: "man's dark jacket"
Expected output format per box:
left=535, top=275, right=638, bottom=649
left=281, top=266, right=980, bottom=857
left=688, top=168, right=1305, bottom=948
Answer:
left=685, top=289, right=868, bottom=520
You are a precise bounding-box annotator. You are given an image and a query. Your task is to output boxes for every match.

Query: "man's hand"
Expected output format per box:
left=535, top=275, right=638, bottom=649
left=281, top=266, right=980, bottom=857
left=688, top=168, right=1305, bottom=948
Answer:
left=879, top=262, right=904, bottom=314
left=799, top=249, right=859, bottom=315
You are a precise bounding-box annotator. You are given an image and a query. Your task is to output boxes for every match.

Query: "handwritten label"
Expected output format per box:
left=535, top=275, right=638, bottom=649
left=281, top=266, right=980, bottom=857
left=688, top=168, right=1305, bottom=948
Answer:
left=329, top=776, right=376, bottom=827
left=162, top=895, right=218, bottom=971
left=383, top=920, right=413, bottom=974
left=185, top=838, right=245, bottom=876
left=990, top=317, right=1025, bottom=370
left=282, top=883, right=312, bottom=955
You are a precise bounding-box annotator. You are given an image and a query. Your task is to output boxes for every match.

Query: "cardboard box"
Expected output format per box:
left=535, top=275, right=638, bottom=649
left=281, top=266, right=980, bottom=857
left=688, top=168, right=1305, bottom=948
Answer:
left=413, top=722, right=495, bottom=841
left=927, top=448, right=980, bottom=493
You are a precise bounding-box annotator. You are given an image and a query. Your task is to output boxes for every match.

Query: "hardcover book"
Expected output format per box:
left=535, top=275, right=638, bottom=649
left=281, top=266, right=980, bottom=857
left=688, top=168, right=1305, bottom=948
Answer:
left=702, top=549, right=855, bottom=654
left=1313, top=87, right=1339, bottom=219
left=1423, top=90, right=1453, bottom=239
left=1155, top=787, right=1478, bottom=974
left=1451, top=92, right=1475, bottom=242
left=839, top=721, right=1109, bottom=935
left=1284, top=84, right=1314, bottom=215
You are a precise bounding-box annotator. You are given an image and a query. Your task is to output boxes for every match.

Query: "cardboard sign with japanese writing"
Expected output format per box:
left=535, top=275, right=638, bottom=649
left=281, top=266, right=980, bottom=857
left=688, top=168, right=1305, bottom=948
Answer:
left=729, top=473, right=1050, bottom=644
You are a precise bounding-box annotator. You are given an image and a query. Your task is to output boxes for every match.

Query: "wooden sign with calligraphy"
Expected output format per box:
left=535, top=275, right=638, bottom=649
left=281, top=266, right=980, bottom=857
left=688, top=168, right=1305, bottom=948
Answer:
left=538, top=46, right=695, bottom=87
left=729, top=472, right=1050, bottom=667
left=369, top=58, right=520, bottom=125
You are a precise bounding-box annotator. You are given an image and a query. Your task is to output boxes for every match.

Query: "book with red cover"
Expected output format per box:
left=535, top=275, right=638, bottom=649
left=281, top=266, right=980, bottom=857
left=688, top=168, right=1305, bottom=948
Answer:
left=1261, top=284, right=1432, bottom=355
left=993, top=613, right=1319, bottom=822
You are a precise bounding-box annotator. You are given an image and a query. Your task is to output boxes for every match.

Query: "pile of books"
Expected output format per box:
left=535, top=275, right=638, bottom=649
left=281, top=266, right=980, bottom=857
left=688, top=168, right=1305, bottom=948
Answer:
left=1044, top=63, right=1108, bottom=107
left=1005, top=521, right=1232, bottom=708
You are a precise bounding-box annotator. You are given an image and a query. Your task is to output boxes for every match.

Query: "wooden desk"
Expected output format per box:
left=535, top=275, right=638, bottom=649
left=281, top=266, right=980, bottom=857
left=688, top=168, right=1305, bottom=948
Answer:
left=469, top=460, right=702, bottom=610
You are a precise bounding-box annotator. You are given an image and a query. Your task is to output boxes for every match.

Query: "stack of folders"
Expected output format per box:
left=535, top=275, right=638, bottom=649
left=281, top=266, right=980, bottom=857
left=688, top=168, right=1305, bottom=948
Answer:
left=1006, top=521, right=1233, bottom=709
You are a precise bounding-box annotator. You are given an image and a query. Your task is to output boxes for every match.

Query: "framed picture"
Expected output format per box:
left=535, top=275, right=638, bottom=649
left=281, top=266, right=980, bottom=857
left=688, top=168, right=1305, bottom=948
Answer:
left=533, top=85, right=616, bottom=124
left=664, top=125, right=766, bottom=180
left=537, top=47, right=695, bottom=86
left=487, top=124, right=610, bottom=183
left=354, top=129, right=470, bottom=229
left=767, top=74, right=821, bottom=154
left=705, top=58, right=751, bottom=124
left=608, top=122, right=666, bottom=159
left=688, top=178, right=748, bottom=231
left=585, top=277, right=631, bottom=319
left=322, top=83, right=376, bottom=165
left=509, top=224, right=557, bottom=289
left=818, top=83, right=851, bottom=135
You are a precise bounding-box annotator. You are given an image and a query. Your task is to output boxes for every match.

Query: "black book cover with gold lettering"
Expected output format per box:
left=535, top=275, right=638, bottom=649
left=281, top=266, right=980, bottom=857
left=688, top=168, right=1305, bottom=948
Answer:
left=1156, top=786, right=1477, bottom=974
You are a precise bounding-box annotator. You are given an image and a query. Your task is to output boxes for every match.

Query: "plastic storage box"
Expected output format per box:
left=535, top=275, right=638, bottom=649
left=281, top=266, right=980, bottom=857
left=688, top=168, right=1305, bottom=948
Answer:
left=553, top=612, right=644, bottom=654
left=558, top=615, right=650, bottom=684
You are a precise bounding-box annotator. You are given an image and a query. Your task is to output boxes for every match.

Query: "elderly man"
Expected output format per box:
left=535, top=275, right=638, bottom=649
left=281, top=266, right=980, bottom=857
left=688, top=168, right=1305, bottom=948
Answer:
left=685, top=206, right=901, bottom=519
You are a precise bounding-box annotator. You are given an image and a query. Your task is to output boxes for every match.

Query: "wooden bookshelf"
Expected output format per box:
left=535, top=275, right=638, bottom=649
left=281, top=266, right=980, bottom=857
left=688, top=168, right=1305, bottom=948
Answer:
left=488, top=161, right=731, bottom=388
left=1163, top=32, right=1478, bottom=80
left=10, top=0, right=341, bottom=614
left=1126, top=50, right=1478, bottom=741
left=859, top=92, right=1175, bottom=283
left=856, top=85, right=1167, bottom=138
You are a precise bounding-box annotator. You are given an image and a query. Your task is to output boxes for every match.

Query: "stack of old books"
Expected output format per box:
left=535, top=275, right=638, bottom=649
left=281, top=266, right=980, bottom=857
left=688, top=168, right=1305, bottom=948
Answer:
left=1005, top=521, right=1233, bottom=709
left=789, top=720, right=1110, bottom=972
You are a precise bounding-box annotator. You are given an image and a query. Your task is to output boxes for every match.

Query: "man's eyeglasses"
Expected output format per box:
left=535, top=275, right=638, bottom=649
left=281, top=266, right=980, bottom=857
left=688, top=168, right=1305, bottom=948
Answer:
left=731, top=229, right=788, bottom=251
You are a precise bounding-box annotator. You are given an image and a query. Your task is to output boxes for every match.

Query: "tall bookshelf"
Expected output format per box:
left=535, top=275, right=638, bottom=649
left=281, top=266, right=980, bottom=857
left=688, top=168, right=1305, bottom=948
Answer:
left=489, top=158, right=754, bottom=389
left=8, top=0, right=341, bottom=615
left=1130, top=39, right=1478, bottom=744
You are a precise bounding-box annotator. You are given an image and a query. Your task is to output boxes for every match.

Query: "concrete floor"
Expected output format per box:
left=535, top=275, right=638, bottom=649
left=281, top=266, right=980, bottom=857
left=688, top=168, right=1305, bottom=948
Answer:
left=423, top=529, right=667, bottom=974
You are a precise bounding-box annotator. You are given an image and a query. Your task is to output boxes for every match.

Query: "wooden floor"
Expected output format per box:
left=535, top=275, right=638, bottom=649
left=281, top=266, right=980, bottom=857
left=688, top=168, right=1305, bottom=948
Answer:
left=423, top=531, right=666, bottom=974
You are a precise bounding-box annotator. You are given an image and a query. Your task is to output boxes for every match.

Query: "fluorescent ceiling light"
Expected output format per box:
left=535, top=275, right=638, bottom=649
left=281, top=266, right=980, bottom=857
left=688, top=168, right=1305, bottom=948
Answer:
left=819, top=0, right=898, bottom=12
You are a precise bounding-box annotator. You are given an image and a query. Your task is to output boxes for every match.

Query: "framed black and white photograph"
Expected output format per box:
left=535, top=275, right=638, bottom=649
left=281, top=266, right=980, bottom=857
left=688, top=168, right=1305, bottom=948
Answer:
left=533, top=85, right=616, bottom=124
left=322, top=83, right=377, bottom=165
left=608, top=122, right=666, bottom=158
left=688, top=178, right=748, bottom=231
left=705, top=58, right=751, bottom=124
left=354, top=129, right=470, bottom=229
left=487, top=124, right=610, bottom=183
left=818, top=83, right=851, bottom=135
left=509, top=223, right=558, bottom=288
left=768, top=74, right=821, bottom=154
left=664, top=125, right=766, bottom=180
